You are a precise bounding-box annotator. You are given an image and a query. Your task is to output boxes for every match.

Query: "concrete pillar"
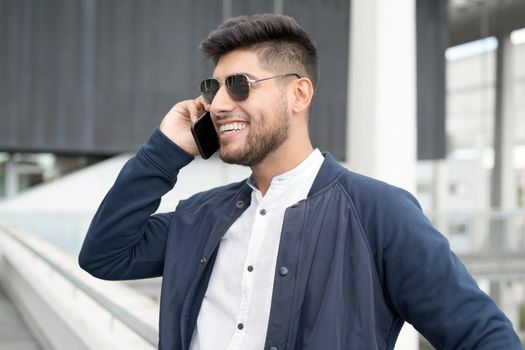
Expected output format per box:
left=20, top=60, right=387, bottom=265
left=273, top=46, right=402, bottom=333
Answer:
left=347, top=0, right=418, bottom=349
left=490, top=280, right=519, bottom=333
left=473, top=134, right=490, bottom=251
left=490, top=34, right=518, bottom=334
left=432, top=160, right=449, bottom=234
left=4, top=157, right=18, bottom=198
left=491, top=34, right=516, bottom=211
left=489, top=35, right=516, bottom=253
left=347, top=0, right=417, bottom=189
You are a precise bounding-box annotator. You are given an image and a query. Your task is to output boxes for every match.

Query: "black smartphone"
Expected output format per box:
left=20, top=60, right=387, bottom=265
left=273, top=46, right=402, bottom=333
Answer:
left=191, top=112, right=219, bottom=159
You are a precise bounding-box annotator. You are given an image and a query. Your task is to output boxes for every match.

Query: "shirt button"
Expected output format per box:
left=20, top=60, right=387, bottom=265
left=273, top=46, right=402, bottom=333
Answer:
left=247, top=265, right=254, bottom=272
left=260, top=209, right=267, bottom=215
left=278, top=266, right=289, bottom=276
left=236, top=200, right=244, bottom=208
left=237, top=323, right=244, bottom=330
left=200, top=256, right=207, bottom=264
left=270, top=347, right=278, bottom=350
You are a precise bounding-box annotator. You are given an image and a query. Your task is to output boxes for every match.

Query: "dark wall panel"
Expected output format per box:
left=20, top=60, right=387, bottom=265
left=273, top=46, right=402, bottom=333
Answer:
left=285, top=0, right=349, bottom=161
left=231, top=0, right=274, bottom=17
left=1, top=0, right=222, bottom=154
left=417, top=0, right=447, bottom=160
left=226, top=0, right=350, bottom=160
left=1, top=0, right=347, bottom=158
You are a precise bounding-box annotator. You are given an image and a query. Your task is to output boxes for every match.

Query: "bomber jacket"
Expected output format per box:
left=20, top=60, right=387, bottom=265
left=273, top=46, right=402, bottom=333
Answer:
left=79, top=128, right=521, bottom=350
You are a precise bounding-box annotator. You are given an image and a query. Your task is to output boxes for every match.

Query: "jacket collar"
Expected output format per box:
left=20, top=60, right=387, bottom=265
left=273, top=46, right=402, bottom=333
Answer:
left=307, top=152, right=345, bottom=197
left=239, top=152, right=343, bottom=199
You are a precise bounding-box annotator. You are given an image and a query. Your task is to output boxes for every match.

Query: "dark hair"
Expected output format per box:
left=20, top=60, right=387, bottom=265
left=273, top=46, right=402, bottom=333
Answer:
left=200, top=14, right=319, bottom=89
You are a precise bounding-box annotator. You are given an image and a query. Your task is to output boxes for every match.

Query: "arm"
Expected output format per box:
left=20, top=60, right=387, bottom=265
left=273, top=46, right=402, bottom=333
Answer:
left=78, top=98, right=208, bottom=280
left=375, top=188, right=521, bottom=349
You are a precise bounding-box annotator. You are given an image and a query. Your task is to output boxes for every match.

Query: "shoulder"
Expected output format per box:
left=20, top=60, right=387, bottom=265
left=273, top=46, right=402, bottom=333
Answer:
left=313, top=153, right=419, bottom=210
left=334, top=168, right=430, bottom=251
left=338, top=169, right=420, bottom=213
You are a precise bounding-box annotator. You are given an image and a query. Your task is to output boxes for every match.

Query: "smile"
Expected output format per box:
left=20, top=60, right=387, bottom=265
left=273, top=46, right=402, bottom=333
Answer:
left=219, top=122, right=247, bottom=134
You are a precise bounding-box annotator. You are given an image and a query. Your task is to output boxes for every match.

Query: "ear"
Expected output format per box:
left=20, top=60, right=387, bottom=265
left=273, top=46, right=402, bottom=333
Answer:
left=290, top=78, right=314, bottom=114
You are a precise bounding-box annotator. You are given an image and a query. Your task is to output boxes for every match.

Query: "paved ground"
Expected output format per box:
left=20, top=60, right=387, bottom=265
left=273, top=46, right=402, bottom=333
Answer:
left=0, top=286, right=41, bottom=350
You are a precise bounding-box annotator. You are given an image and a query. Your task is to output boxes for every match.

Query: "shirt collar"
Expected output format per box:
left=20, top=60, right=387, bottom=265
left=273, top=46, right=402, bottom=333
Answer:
left=247, top=149, right=324, bottom=191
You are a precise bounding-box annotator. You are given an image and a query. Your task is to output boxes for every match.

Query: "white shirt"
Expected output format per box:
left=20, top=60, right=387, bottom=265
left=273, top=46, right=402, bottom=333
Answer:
left=189, top=149, right=324, bottom=350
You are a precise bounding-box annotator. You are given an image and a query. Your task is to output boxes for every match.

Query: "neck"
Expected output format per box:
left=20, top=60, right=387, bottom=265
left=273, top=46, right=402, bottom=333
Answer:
left=250, top=134, right=313, bottom=196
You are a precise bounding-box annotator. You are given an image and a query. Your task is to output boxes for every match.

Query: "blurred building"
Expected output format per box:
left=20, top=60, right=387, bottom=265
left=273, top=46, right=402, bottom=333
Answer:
left=0, top=0, right=445, bottom=196
left=0, top=0, right=524, bottom=349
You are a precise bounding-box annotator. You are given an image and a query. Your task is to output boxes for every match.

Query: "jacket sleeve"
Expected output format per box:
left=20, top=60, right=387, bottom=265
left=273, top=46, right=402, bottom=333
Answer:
left=78, top=128, right=194, bottom=280
left=370, top=187, right=521, bottom=349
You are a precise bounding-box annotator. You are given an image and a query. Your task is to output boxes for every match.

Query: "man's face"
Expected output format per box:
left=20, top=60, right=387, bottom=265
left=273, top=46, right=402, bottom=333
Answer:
left=208, top=49, right=290, bottom=166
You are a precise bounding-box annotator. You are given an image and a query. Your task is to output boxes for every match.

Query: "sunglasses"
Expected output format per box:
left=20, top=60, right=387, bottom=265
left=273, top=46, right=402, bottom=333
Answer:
left=200, top=73, right=301, bottom=104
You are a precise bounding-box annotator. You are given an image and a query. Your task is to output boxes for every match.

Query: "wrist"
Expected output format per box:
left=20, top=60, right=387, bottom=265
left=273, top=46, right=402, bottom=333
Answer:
left=138, top=128, right=194, bottom=176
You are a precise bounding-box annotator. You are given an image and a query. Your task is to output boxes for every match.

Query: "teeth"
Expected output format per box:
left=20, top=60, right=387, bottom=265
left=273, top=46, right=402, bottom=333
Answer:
left=219, top=123, right=247, bottom=133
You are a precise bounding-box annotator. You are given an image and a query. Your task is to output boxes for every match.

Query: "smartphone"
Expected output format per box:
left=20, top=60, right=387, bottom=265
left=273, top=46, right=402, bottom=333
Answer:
left=191, top=112, right=219, bottom=159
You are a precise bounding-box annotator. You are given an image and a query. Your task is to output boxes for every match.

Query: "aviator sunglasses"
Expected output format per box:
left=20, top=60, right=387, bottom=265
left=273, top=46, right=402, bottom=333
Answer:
left=200, top=73, right=301, bottom=104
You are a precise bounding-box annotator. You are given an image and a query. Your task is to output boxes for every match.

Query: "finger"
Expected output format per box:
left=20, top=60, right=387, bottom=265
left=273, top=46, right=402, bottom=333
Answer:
left=195, top=95, right=208, bottom=109
left=194, top=95, right=209, bottom=115
left=190, top=97, right=208, bottom=123
left=185, top=100, right=201, bottom=123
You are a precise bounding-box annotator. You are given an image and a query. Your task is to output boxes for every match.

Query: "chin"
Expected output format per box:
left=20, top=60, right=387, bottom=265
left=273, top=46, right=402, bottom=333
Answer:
left=218, top=148, right=254, bottom=166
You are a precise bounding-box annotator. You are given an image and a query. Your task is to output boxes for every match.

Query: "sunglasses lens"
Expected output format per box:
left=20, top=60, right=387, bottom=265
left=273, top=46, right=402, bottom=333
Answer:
left=226, top=74, right=250, bottom=101
left=200, top=79, right=220, bottom=104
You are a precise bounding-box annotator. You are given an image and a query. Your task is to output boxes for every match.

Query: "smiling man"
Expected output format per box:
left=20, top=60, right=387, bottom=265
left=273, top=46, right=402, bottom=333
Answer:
left=79, top=14, right=520, bottom=350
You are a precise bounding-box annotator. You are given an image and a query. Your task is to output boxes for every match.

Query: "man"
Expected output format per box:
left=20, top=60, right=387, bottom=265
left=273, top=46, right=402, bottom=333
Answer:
left=79, top=14, right=520, bottom=350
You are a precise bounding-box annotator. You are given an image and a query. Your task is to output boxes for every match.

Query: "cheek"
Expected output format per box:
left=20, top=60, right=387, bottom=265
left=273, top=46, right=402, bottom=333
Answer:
left=238, top=89, right=287, bottom=122
left=259, top=94, right=285, bottom=113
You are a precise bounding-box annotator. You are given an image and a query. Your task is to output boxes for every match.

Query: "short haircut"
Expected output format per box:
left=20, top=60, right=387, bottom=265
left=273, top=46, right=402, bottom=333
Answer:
left=200, top=14, right=319, bottom=89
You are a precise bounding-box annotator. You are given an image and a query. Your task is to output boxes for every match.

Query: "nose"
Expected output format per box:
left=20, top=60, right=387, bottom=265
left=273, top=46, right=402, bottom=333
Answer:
left=209, top=84, right=236, bottom=116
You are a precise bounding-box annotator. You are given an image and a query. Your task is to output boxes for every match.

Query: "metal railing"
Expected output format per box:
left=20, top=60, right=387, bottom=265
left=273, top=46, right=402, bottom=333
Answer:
left=428, top=209, right=525, bottom=254
left=0, top=224, right=158, bottom=349
left=0, top=212, right=92, bottom=256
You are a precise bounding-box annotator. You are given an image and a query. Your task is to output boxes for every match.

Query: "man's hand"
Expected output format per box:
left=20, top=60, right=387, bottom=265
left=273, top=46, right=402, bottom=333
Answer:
left=160, top=97, right=208, bottom=156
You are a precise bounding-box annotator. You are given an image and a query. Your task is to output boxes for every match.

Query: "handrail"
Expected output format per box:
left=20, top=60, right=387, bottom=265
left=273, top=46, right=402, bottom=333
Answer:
left=429, top=208, right=525, bottom=217
left=0, top=225, right=158, bottom=347
left=426, top=209, right=525, bottom=253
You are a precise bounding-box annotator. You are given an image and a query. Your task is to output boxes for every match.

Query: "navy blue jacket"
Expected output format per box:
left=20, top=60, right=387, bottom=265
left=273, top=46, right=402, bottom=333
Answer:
left=79, top=129, right=520, bottom=349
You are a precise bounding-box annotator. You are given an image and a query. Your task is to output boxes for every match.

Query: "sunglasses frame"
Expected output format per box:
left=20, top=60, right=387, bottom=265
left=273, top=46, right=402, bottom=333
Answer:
left=200, top=73, right=301, bottom=104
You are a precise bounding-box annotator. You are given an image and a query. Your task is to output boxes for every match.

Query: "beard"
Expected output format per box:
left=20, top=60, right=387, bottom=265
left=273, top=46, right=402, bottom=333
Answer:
left=219, top=99, right=289, bottom=167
